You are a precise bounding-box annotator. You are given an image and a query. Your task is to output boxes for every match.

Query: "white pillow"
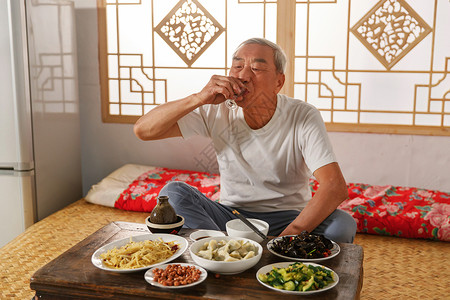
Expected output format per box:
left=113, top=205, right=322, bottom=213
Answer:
left=84, top=164, right=156, bottom=207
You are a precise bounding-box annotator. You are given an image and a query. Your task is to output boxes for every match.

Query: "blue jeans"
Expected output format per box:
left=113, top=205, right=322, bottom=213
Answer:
left=160, top=181, right=357, bottom=243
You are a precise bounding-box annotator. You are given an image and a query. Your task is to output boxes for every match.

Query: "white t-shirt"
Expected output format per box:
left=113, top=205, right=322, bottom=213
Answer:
left=177, top=94, right=336, bottom=212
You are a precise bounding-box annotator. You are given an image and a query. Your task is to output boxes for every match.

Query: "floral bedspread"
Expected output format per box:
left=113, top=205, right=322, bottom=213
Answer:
left=310, top=181, right=450, bottom=242
left=115, top=167, right=450, bottom=242
left=115, top=167, right=220, bottom=212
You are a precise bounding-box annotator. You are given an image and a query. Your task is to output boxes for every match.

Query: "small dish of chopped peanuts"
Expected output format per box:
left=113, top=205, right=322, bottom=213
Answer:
left=144, top=263, right=208, bottom=289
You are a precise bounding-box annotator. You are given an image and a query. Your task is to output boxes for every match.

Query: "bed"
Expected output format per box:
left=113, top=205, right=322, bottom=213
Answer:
left=87, top=164, right=450, bottom=242
left=1, top=164, right=449, bottom=299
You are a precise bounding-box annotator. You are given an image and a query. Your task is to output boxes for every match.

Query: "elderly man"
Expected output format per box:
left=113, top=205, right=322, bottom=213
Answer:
left=134, top=38, right=356, bottom=243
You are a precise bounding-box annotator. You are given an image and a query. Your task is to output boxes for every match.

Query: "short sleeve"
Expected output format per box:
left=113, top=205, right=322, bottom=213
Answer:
left=299, top=107, right=337, bottom=174
left=177, top=107, right=211, bottom=139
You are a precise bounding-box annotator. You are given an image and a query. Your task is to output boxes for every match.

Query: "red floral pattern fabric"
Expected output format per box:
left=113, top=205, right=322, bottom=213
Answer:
left=115, top=167, right=220, bottom=212
left=115, top=168, right=450, bottom=241
left=310, top=180, right=450, bottom=241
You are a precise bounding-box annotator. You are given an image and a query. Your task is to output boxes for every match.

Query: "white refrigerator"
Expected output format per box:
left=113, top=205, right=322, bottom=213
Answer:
left=0, top=0, right=82, bottom=247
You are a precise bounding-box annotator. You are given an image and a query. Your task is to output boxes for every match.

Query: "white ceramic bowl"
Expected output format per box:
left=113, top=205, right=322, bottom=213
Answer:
left=226, top=218, right=269, bottom=243
left=189, top=236, right=263, bottom=275
left=189, top=229, right=226, bottom=242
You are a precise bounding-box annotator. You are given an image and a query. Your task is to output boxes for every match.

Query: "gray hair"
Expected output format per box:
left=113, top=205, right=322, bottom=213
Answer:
left=232, top=38, right=287, bottom=74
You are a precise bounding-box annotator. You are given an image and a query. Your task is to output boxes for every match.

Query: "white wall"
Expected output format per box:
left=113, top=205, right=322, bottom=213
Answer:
left=74, top=1, right=450, bottom=195
left=330, top=132, right=450, bottom=192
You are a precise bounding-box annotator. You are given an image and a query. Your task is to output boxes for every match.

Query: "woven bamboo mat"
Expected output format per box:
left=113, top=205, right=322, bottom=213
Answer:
left=0, top=199, right=448, bottom=299
left=354, top=234, right=450, bottom=300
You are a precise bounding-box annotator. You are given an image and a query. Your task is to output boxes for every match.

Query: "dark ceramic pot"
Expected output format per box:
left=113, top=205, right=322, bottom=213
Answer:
left=149, top=195, right=178, bottom=224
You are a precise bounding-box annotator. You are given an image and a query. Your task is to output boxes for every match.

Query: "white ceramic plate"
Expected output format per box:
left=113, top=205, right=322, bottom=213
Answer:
left=144, top=263, right=207, bottom=289
left=267, top=236, right=340, bottom=262
left=189, top=229, right=226, bottom=242
left=256, top=262, right=339, bottom=294
left=91, top=233, right=188, bottom=273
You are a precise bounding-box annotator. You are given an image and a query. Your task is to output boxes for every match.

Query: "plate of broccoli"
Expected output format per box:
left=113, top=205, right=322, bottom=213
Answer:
left=256, top=261, right=339, bottom=294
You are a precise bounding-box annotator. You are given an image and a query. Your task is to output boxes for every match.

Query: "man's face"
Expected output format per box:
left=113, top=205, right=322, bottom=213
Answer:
left=229, top=43, right=285, bottom=108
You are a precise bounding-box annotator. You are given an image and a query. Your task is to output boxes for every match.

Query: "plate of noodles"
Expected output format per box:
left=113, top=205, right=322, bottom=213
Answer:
left=91, top=233, right=188, bottom=273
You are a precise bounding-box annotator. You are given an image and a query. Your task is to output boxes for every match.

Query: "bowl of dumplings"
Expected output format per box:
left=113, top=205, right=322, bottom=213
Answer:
left=189, top=236, right=262, bottom=275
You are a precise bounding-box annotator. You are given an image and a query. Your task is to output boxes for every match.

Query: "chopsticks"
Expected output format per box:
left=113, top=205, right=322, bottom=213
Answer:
left=232, top=210, right=268, bottom=241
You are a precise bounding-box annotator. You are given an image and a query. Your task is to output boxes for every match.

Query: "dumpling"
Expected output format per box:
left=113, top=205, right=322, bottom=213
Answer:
left=229, top=250, right=242, bottom=259
left=224, top=252, right=239, bottom=262
left=226, top=239, right=242, bottom=251
left=243, top=251, right=255, bottom=260
left=218, top=240, right=227, bottom=247
left=198, top=239, right=258, bottom=261
left=242, top=241, right=256, bottom=253
left=197, top=248, right=213, bottom=260
left=216, top=244, right=231, bottom=261
left=200, top=241, right=210, bottom=251
left=208, top=239, right=218, bottom=250
left=237, top=247, right=249, bottom=257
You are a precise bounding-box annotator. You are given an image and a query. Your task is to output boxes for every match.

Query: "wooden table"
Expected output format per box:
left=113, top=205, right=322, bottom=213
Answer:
left=30, top=222, right=364, bottom=299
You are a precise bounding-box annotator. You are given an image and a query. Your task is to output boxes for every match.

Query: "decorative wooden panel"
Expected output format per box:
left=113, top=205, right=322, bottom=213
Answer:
left=97, top=0, right=449, bottom=135
left=27, top=0, right=78, bottom=114
left=154, top=0, right=225, bottom=67
left=292, top=0, right=449, bottom=135
left=97, top=0, right=276, bottom=124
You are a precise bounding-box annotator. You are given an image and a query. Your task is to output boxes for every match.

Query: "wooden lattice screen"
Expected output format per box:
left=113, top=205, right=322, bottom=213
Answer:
left=97, top=0, right=450, bottom=136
